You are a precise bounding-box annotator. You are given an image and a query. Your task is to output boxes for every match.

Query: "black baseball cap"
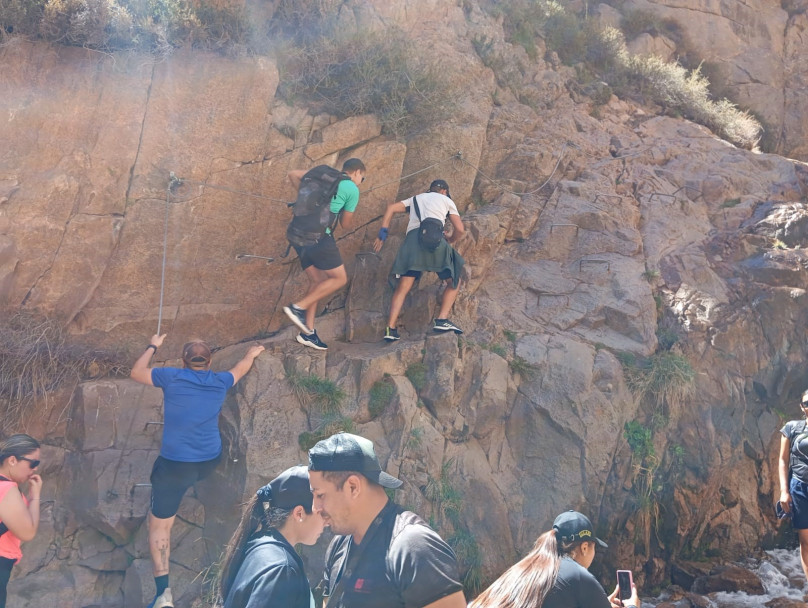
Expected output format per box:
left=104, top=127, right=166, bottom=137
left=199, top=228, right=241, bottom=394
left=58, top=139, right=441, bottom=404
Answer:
left=429, top=179, right=451, bottom=198
left=552, top=510, right=608, bottom=548
left=308, top=432, right=403, bottom=489
left=257, top=465, right=313, bottom=510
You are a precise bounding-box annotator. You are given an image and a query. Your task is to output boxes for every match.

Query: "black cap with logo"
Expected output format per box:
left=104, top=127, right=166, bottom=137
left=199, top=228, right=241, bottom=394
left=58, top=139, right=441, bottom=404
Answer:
left=552, top=510, right=608, bottom=548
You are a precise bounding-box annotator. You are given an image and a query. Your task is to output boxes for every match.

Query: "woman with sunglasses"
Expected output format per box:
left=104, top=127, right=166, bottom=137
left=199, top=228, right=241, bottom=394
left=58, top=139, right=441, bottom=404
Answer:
left=0, top=434, right=43, bottom=608
left=469, top=510, right=639, bottom=608
left=218, top=465, right=325, bottom=608
left=778, top=389, right=808, bottom=580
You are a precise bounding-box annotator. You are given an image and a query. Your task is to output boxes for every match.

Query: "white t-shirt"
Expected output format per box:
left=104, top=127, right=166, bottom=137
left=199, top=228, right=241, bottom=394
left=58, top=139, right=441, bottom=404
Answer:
left=402, top=192, right=459, bottom=234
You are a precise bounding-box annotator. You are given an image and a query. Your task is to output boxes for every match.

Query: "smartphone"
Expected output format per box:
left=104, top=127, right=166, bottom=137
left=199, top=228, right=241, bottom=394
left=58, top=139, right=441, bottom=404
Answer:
left=616, top=570, right=633, bottom=601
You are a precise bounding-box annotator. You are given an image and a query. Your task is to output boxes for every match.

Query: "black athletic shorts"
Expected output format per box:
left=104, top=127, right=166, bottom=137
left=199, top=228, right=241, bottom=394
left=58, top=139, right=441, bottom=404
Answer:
left=401, top=268, right=452, bottom=281
left=0, top=556, right=15, bottom=608
left=149, top=454, right=221, bottom=519
left=293, top=234, right=343, bottom=271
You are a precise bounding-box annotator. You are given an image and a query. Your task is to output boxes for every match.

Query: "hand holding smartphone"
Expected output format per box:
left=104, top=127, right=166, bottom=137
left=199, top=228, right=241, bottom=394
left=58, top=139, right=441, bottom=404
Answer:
left=616, top=570, right=633, bottom=603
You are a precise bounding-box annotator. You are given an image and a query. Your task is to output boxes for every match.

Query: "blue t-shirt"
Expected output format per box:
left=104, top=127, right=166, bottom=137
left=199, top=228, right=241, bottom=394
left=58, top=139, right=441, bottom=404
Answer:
left=151, top=367, right=234, bottom=462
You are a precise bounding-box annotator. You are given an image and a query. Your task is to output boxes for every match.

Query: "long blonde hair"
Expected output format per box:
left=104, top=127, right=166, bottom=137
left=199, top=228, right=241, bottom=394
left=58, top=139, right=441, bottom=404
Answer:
left=468, top=529, right=587, bottom=608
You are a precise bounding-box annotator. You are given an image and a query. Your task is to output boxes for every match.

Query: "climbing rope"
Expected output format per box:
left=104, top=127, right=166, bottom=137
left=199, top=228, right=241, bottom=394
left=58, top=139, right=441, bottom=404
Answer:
left=156, top=175, right=180, bottom=334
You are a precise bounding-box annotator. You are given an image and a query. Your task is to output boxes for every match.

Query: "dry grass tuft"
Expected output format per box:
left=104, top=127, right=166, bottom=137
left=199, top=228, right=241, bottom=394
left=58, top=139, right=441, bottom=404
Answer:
left=0, top=312, right=129, bottom=432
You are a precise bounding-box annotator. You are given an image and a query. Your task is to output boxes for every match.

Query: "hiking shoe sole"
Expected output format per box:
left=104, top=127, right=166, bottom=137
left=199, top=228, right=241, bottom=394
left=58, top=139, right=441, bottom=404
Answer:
left=433, top=320, right=463, bottom=334
left=283, top=305, right=312, bottom=334
left=296, top=332, right=328, bottom=351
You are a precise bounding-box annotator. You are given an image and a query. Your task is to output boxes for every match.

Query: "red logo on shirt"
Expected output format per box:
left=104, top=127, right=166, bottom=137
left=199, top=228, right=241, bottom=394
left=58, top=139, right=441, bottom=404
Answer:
left=354, top=579, right=365, bottom=590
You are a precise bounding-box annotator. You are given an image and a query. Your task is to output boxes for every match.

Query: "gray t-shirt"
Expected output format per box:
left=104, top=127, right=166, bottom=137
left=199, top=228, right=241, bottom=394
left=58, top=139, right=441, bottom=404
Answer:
left=322, top=501, right=464, bottom=608
left=542, top=556, right=612, bottom=608
left=782, top=420, right=808, bottom=482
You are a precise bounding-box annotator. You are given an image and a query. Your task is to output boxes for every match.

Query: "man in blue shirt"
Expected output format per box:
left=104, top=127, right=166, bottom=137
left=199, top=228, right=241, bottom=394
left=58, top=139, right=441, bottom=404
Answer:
left=130, top=334, right=264, bottom=608
left=283, top=158, right=366, bottom=351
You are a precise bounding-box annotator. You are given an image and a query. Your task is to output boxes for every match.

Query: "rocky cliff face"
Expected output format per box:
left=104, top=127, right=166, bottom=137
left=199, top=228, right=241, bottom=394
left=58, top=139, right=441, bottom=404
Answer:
left=3, top=0, right=808, bottom=605
left=601, top=0, right=808, bottom=160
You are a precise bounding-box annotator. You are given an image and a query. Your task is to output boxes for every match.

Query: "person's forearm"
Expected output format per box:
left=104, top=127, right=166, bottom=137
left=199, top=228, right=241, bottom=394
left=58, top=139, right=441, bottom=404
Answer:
left=780, top=460, right=791, bottom=493
left=132, top=348, right=155, bottom=373
left=130, top=344, right=158, bottom=385
left=27, top=500, right=40, bottom=532
left=380, top=204, right=402, bottom=229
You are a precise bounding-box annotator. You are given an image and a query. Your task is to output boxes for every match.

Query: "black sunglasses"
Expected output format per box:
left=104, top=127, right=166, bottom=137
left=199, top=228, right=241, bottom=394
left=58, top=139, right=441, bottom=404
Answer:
left=801, top=401, right=808, bottom=407
left=19, top=456, right=40, bottom=468
left=361, top=176, right=366, bottom=183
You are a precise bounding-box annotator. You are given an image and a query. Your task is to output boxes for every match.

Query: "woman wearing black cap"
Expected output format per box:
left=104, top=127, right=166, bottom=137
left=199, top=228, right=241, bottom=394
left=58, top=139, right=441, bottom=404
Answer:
left=218, top=465, right=325, bottom=608
left=468, top=510, right=639, bottom=608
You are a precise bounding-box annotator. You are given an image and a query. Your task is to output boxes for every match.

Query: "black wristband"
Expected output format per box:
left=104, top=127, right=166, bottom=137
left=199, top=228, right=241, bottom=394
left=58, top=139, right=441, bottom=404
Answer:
left=146, top=344, right=157, bottom=354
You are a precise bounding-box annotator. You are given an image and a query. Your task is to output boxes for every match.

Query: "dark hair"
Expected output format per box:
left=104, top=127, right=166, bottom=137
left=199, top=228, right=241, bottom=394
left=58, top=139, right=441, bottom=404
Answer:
left=468, top=529, right=590, bottom=608
left=0, top=434, right=40, bottom=464
left=342, top=158, right=366, bottom=173
left=218, top=491, right=313, bottom=600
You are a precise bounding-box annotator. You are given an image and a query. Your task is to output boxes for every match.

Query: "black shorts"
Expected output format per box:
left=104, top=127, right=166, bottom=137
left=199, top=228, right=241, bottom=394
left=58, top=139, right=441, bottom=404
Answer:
left=0, top=556, right=15, bottom=607
left=149, top=454, right=221, bottom=519
left=401, top=268, right=452, bottom=281
left=293, top=234, right=343, bottom=271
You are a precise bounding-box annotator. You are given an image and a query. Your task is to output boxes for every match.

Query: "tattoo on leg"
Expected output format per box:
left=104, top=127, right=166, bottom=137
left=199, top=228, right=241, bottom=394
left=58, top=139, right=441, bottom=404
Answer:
left=159, top=542, right=168, bottom=570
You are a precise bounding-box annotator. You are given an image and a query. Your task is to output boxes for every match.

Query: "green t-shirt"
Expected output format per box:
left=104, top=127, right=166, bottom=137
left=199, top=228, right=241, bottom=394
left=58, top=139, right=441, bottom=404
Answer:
left=326, top=178, right=359, bottom=234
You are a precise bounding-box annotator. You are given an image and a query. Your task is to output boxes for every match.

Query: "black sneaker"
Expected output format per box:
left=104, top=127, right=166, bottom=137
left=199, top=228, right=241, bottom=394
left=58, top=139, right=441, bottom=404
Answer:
left=283, top=304, right=312, bottom=334
left=433, top=318, right=463, bottom=334
left=296, top=331, right=328, bottom=351
left=384, top=327, right=400, bottom=342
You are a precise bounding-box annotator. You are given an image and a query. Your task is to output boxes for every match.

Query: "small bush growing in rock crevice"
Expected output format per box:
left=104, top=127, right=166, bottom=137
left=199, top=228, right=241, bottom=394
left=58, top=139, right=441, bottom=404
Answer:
left=623, top=350, right=695, bottom=407
left=479, top=1, right=762, bottom=149
left=286, top=370, right=345, bottom=414
left=405, top=361, right=427, bottom=392
left=277, top=27, right=456, bottom=136
left=368, top=377, right=395, bottom=419
left=1, top=0, right=251, bottom=51
left=0, top=312, right=129, bottom=433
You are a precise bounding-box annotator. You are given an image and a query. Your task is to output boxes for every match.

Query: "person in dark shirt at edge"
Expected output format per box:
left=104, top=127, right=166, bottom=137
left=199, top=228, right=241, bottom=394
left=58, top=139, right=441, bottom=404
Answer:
left=468, top=510, right=640, bottom=608
left=130, top=334, right=265, bottom=608
left=308, top=432, right=467, bottom=608
left=218, top=465, right=326, bottom=608
left=777, top=388, right=808, bottom=582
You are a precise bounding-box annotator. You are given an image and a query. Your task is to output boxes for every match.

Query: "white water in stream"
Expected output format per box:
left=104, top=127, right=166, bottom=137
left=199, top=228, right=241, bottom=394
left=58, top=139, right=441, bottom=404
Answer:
left=643, top=549, right=807, bottom=607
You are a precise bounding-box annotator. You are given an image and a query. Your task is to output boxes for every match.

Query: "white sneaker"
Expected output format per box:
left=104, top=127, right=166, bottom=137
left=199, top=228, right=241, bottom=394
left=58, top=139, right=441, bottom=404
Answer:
left=148, top=588, right=173, bottom=608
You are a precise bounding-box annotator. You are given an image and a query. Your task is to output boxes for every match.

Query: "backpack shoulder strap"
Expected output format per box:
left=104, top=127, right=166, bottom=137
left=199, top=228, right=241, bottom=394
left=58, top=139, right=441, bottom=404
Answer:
left=412, top=195, right=422, bottom=221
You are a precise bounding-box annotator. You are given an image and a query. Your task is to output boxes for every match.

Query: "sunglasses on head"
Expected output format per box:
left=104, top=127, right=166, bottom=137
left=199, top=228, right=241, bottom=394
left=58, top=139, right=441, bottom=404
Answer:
left=19, top=456, right=40, bottom=468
